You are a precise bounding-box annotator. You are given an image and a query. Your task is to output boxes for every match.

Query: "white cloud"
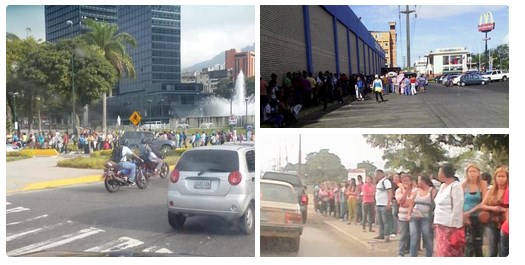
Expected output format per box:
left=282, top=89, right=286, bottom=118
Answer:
left=181, top=24, right=254, bottom=68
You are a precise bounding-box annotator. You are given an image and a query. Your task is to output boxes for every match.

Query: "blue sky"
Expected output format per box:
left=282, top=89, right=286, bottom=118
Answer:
left=6, top=5, right=255, bottom=68
left=350, top=5, right=509, bottom=68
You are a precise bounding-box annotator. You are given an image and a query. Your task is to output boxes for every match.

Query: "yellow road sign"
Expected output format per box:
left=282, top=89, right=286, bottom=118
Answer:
left=130, top=111, right=142, bottom=126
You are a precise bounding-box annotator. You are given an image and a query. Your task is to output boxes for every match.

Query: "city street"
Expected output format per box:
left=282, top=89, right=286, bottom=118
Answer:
left=292, top=81, right=509, bottom=128
left=6, top=177, right=255, bottom=257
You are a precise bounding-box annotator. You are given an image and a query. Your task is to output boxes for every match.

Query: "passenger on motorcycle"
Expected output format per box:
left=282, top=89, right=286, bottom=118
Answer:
left=117, top=139, right=143, bottom=185
left=142, top=137, right=163, bottom=175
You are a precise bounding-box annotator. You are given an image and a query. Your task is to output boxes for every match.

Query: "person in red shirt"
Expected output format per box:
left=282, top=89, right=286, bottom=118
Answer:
left=361, top=176, right=376, bottom=232
left=410, top=75, right=417, bottom=95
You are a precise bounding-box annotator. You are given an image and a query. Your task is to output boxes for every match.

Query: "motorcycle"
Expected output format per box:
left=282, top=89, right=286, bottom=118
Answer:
left=138, top=154, right=169, bottom=179
left=103, top=159, right=149, bottom=193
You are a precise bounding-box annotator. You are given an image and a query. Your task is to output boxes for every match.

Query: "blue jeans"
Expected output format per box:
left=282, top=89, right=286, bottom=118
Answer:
left=340, top=200, right=348, bottom=221
left=499, top=230, right=509, bottom=257
left=119, top=161, right=136, bottom=182
left=376, top=206, right=393, bottom=238
left=486, top=222, right=501, bottom=256
left=410, top=217, right=433, bottom=257
left=398, top=220, right=410, bottom=256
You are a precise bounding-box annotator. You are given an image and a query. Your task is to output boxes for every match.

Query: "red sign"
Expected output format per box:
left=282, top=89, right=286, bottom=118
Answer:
left=478, top=12, right=495, bottom=33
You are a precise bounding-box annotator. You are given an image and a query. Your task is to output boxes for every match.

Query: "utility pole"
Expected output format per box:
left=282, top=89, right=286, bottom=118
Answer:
left=298, top=134, right=302, bottom=178
left=400, top=5, right=415, bottom=69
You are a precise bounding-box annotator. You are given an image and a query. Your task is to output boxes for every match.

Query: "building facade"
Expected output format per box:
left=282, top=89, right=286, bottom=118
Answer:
left=197, top=68, right=233, bottom=93
left=225, top=48, right=239, bottom=71
left=234, top=51, right=255, bottom=80
left=45, top=5, right=117, bottom=43
left=370, top=22, right=397, bottom=68
left=261, top=5, right=386, bottom=85
left=426, top=47, right=470, bottom=76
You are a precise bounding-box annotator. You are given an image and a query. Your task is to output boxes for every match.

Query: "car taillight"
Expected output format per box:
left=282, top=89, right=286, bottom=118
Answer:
left=284, top=212, right=302, bottom=224
left=301, top=194, right=308, bottom=205
left=170, top=169, right=180, bottom=183
left=228, top=171, right=242, bottom=185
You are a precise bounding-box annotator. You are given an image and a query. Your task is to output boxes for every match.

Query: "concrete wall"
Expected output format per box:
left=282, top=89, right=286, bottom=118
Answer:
left=310, top=5, right=336, bottom=74
left=260, top=5, right=306, bottom=85
left=349, top=31, right=358, bottom=73
left=337, top=21, right=349, bottom=75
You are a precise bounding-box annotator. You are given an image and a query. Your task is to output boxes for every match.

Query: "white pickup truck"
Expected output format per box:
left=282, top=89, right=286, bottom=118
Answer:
left=481, top=70, right=509, bottom=82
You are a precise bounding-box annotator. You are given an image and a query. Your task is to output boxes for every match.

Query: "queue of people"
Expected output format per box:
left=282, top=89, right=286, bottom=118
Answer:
left=261, top=71, right=429, bottom=127
left=312, top=163, right=509, bottom=257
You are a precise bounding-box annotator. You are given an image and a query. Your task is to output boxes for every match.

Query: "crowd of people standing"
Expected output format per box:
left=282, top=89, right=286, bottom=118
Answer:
left=313, top=163, right=509, bottom=257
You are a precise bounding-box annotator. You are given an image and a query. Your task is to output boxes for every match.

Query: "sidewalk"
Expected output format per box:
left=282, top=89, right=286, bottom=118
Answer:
left=6, top=154, right=103, bottom=195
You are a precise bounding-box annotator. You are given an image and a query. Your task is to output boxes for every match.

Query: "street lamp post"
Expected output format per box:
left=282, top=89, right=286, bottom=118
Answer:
left=66, top=20, right=76, bottom=133
left=148, top=99, right=152, bottom=130
left=229, top=87, right=234, bottom=132
left=245, top=97, right=249, bottom=127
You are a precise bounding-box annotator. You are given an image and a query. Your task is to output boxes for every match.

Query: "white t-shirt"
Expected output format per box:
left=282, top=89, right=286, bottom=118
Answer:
left=375, top=177, right=392, bottom=206
left=120, top=146, right=134, bottom=162
left=433, top=181, right=464, bottom=228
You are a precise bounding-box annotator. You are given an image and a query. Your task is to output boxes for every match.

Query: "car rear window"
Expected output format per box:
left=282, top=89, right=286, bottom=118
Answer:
left=262, top=172, right=302, bottom=187
left=261, top=183, right=296, bottom=204
left=176, top=150, right=239, bottom=172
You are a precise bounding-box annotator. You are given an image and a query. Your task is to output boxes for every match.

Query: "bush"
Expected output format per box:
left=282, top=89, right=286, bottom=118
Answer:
left=57, top=156, right=108, bottom=169
left=90, top=150, right=113, bottom=158
left=68, top=143, right=79, bottom=152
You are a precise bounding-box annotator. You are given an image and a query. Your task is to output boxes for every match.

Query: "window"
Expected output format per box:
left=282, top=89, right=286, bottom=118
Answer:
left=176, top=150, right=239, bottom=172
left=261, top=183, right=296, bottom=204
left=246, top=150, right=255, bottom=173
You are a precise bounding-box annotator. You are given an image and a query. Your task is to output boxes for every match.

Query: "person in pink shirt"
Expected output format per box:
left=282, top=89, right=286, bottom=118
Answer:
left=361, top=175, right=376, bottom=232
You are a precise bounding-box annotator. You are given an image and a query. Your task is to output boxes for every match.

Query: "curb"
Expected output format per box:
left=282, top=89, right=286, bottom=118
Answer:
left=21, top=175, right=103, bottom=192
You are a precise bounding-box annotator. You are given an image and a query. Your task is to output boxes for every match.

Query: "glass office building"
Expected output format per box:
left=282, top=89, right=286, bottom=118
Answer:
left=45, top=5, right=117, bottom=42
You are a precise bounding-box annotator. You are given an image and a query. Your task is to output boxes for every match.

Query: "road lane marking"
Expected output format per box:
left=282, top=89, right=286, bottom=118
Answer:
left=155, top=248, right=173, bottom=254
left=142, top=246, right=173, bottom=254
left=7, top=214, right=49, bottom=226
left=7, top=221, right=72, bottom=242
left=7, top=207, right=30, bottom=214
left=84, top=237, right=144, bottom=253
left=7, top=227, right=105, bottom=256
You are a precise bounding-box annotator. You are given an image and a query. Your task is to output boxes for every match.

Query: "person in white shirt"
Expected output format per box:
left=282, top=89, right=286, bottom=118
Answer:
left=374, top=169, right=394, bottom=242
left=433, top=163, right=464, bottom=257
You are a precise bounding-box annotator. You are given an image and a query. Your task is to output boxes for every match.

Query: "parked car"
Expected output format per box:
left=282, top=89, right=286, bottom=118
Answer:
left=458, top=74, right=489, bottom=86
left=452, top=74, right=463, bottom=85
left=481, top=70, right=509, bottom=82
left=167, top=144, right=255, bottom=234
left=120, top=131, right=176, bottom=155
left=261, top=171, right=308, bottom=224
left=260, top=179, right=304, bottom=252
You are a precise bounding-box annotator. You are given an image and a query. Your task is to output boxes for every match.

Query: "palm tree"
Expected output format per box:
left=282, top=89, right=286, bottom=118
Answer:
left=82, top=19, right=137, bottom=134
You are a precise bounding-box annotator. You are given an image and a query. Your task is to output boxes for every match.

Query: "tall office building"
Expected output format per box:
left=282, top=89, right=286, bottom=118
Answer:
left=234, top=51, right=255, bottom=80
left=45, top=5, right=117, bottom=42
left=225, top=48, right=240, bottom=71
left=117, top=5, right=181, bottom=95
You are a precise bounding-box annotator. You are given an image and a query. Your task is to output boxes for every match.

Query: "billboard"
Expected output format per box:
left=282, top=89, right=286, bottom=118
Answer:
left=478, top=12, right=495, bottom=32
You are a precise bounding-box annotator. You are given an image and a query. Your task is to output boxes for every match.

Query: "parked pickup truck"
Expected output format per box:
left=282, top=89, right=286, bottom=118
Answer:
left=481, top=70, right=509, bottom=82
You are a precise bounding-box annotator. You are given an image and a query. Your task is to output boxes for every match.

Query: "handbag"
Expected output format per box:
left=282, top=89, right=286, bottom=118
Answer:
left=450, top=228, right=466, bottom=248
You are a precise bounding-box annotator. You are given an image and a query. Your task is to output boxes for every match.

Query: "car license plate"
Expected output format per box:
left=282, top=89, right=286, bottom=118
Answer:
left=194, top=180, right=211, bottom=189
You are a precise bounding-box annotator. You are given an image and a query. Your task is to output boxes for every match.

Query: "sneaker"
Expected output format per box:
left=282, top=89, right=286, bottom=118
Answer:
left=128, top=180, right=135, bottom=186
left=390, top=233, right=397, bottom=239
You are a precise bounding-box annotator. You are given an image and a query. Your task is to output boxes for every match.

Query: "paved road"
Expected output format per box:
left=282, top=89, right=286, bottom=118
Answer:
left=6, top=179, right=255, bottom=257
left=292, top=81, right=509, bottom=128
left=260, top=201, right=385, bottom=257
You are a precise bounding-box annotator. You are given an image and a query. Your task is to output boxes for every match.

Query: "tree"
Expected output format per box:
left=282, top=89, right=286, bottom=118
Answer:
left=364, top=134, right=509, bottom=178
left=356, top=161, right=377, bottom=176
left=245, top=76, right=255, bottom=97
left=82, top=19, right=137, bottom=133
left=303, top=149, right=348, bottom=184
left=214, top=78, right=235, bottom=99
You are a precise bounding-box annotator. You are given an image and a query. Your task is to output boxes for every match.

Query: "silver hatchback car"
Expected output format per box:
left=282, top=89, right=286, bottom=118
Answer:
left=167, top=145, right=255, bottom=234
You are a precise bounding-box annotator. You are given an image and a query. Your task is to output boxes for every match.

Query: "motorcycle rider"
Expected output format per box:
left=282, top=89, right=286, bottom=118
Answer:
left=117, top=139, right=143, bottom=185
left=142, top=137, right=163, bottom=176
